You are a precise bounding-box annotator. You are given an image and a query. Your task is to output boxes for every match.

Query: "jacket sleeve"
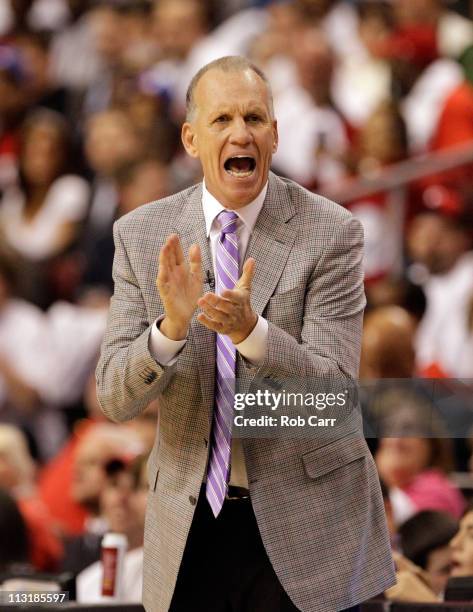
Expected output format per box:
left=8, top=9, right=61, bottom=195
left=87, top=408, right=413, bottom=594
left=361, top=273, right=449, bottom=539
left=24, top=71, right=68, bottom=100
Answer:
left=96, top=220, right=175, bottom=422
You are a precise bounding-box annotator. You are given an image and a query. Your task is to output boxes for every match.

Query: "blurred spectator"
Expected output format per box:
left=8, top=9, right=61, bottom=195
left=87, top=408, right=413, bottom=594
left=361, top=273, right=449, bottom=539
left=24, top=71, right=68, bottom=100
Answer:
left=360, top=306, right=417, bottom=379
left=332, top=1, right=393, bottom=128
left=70, top=424, right=143, bottom=529
left=272, top=26, right=348, bottom=187
left=0, top=256, right=43, bottom=413
left=399, top=510, right=458, bottom=596
left=393, top=0, right=473, bottom=58
left=82, top=155, right=171, bottom=292
left=407, top=210, right=473, bottom=377
left=14, top=31, right=72, bottom=118
left=76, top=454, right=148, bottom=603
left=365, top=279, right=426, bottom=323
left=0, top=1, right=35, bottom=39
left=0, top=45, right=28, bottom=189
left=0, top=109, right=90, bottom=306
left=378, top=22, right=463, bottom=153
left=450, top=505, right=473, bottom=577
left=0, top=487, right=29, bottom=573
left=0, top=424, right=63, bottom=571
left=144, top=0, right=209, bottom=116
left=347, top=101, right=409, bottom=281
left=39, top=422, right=144, bottom=537
left=375, top=394, right=465, bottom=523
left=426, top=44, right=473, bottom=196
left=83, top=108, right=141, bottom=238
left=80, top=2, right=155, bottom=119
left=49, top=0, right=101, bottom=91
left=386, top=550, right=438, bottom=602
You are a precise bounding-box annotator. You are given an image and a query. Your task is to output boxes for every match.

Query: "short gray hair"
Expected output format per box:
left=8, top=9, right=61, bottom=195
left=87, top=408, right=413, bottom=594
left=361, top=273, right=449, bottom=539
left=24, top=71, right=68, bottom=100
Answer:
left=185, top=55, right=274, bottom=122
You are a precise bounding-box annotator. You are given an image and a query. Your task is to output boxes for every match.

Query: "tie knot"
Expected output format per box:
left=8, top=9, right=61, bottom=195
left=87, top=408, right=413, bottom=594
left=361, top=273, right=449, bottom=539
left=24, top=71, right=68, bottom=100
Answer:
left=218, top=210, right=238, bottom=235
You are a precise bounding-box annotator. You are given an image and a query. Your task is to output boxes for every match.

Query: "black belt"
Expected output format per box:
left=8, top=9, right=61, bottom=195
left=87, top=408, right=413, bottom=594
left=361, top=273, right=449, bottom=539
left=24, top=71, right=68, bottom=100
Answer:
left=226, top=485, right=250, bottom=501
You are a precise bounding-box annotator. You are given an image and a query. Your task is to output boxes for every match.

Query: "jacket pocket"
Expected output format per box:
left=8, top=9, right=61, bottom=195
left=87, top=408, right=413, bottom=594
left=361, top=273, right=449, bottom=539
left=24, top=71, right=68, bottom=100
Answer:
left=301, top=434, right=367, bottom=480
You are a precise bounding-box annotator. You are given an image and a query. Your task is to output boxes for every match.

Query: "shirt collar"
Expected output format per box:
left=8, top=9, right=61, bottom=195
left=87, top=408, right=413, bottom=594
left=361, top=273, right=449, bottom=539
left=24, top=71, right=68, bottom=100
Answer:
left=202, top=180, right=268, bottom=237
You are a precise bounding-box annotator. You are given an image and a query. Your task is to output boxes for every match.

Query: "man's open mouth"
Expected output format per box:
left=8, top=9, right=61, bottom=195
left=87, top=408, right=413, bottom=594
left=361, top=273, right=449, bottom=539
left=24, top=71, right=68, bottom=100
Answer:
left=224, top=156, right=256, bottom=178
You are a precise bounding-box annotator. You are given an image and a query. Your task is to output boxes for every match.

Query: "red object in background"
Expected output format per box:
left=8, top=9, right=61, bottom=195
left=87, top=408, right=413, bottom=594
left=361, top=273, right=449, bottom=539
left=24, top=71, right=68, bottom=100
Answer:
left=38, top=419, right=97, bottom=536
left=375, top=24, right=438, bottom=69
left=432, top=81, right=473, bottom=151
left=419, top=81, right=473, bottom=198
left=418, top=361, right=449, bottom=379
left=18, top=497, right=64, bottom=572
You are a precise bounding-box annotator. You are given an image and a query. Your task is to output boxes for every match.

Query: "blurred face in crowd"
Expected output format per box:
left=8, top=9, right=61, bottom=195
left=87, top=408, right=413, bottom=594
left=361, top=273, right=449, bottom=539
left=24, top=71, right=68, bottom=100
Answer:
left=182, top=68, right=278, bottom=209
left=0, top=72, right=25, bottom=118
left=426, top=545, right=453, bottom=595
left=119, top=161, right=170, bottom=216
left=407, top=213, right=470, bottom=275
left=376, top=437, right=432, bottom=488
left=85, top=111, right=141, bottom=176
left=291, top=28, right=333, bottom=106
left=21, top=121, right=65, bottom=187
left=359, top=103, right=407, bottom=166
left=100, top=462, right=147, bottom=548
left=89, top=6, right=125, bottom=65
left=72, top=436, right=120, bottom=511
left=100, top=468, right=135, bottom=535
left=153, top=0, right=207, bottom=60
left=450, top=511, right=473, bottom=576
left=360, top=306, right=416, bottom=379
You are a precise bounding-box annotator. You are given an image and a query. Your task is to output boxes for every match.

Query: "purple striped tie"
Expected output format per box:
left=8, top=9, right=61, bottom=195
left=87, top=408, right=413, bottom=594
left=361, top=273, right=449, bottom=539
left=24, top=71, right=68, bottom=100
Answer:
left=206, top=210, right=239, bottom=517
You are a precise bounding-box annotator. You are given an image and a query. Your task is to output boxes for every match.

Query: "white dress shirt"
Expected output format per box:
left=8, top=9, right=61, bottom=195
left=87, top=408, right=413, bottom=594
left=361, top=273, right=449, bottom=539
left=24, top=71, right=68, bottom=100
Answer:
left=149, top=181, right=269, bottom=365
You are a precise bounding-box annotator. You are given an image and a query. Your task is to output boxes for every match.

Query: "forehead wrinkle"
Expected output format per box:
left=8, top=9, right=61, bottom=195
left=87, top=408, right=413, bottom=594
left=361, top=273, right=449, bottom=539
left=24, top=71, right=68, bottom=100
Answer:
left=192, top=68, right=273, bottom=121
left=208, top=100, right=269, bottom=118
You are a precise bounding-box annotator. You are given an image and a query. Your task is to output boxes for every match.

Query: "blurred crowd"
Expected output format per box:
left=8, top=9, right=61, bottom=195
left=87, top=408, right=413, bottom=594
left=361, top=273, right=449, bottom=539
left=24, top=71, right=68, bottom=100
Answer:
left=0, top=0, right=473, bottom=604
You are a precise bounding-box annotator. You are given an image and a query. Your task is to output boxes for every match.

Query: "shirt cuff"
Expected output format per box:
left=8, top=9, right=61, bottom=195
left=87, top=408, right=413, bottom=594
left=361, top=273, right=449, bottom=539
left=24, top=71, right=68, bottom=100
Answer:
left=234, top=316, right=268, bottom=366
left=149, top=316, right=187, bottom=366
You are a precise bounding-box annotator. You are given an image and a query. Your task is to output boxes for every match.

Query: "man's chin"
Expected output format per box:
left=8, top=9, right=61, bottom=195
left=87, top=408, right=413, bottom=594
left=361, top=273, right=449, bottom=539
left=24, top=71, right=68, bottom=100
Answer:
left=218, top=174, right=265, bottom=209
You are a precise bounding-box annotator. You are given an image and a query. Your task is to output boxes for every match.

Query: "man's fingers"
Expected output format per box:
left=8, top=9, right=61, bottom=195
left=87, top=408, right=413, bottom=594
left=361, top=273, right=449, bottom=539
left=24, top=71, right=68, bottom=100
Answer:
left=199, top=302, right=229, bottom=324
left=198, top=293, right=234, bottom=313
left=197, top=312, right=222, bottom=333
left=236, top=258, right=256, bottom=291
left=170, top=234, right=185, bottom=266
left=188, top=244, right=202, bottom=277
left=158, top=243, right=171, bottom=282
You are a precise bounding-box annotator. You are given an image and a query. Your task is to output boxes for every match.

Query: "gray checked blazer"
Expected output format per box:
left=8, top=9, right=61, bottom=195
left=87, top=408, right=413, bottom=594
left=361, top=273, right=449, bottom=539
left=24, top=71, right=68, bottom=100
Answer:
left=96, top=172, right=396, bottom=612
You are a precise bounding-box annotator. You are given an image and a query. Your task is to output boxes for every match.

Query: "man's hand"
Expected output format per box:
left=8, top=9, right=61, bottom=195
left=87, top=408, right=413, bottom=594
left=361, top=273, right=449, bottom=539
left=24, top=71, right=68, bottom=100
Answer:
left=197, top=258, right=258, bottom=344
left=157, top=234, right=203, bottom=340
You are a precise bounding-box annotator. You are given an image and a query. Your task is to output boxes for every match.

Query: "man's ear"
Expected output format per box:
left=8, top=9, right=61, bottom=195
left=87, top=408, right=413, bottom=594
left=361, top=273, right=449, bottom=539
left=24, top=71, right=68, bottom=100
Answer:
left=181, top=122, right=199, bottom=158
left=272, top=119, right=278, bottom=154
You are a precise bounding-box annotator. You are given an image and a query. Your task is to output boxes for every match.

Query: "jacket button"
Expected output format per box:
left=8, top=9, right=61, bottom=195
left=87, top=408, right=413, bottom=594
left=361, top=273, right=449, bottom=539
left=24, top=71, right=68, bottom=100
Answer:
left=189, top=495, right=197, bottom=506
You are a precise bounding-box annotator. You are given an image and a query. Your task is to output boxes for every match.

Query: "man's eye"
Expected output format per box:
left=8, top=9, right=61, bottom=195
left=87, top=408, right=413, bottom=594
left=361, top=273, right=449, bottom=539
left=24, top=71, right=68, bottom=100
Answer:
left=214, top=116, right=229, bottom=123
left=246, top=114, right=261, bottom=122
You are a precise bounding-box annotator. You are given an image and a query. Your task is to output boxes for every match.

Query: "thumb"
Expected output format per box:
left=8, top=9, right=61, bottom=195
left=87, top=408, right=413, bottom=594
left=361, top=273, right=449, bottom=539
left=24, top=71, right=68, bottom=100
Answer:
left=237, top=258, right=256, bottom=292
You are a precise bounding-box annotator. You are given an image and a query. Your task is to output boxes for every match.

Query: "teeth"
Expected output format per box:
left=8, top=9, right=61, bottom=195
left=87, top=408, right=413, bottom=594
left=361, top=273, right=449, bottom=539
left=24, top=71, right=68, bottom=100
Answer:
left=226, top=169, right=254, bottom=177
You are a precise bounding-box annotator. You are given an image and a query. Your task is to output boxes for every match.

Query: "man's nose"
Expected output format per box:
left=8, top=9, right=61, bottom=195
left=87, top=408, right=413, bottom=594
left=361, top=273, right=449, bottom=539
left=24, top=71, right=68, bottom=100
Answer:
left=229, top=117, right=252, bottom=145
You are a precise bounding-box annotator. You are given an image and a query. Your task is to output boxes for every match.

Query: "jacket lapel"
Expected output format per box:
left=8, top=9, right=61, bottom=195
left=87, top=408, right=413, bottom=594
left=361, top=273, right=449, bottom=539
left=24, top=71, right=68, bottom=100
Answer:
left=246, top=172, right=298, bottom=316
